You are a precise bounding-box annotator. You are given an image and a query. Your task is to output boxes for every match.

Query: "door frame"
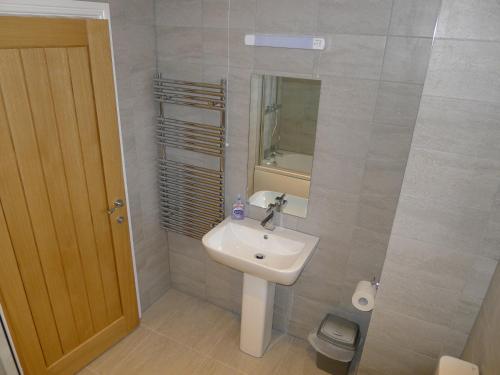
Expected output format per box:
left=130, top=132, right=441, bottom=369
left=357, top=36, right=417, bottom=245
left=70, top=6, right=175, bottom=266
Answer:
left=0, top=4, right=142, bottom=371
left=0, top=304, right=20, bottom=375
left=0, top=0, right=109, bottom=19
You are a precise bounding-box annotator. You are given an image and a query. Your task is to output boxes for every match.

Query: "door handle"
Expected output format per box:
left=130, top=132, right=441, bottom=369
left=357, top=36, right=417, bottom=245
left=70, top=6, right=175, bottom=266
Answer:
left=107, top=199, right=124, bottom=215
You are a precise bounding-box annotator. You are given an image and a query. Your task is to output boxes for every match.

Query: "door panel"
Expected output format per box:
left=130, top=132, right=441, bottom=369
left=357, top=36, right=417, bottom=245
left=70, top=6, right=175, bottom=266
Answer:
left=86, top=21, right=139, bottom=330
left=21, top=48, right=85, bottom=353
left=0, top=50, right=65, bottom=364
left=67, top=47, right=122, bottom=326
left=45, top=47, right=108, bottom=339
left=0, top=16, right=139, bottom=375
left=0, top=200, right=47, bottom=374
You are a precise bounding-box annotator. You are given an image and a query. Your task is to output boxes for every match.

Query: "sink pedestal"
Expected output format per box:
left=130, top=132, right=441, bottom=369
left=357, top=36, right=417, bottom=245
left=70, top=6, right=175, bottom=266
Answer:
left=202, top=218, right=319, bottom=357
left=240, top=273, right=276, bottom=357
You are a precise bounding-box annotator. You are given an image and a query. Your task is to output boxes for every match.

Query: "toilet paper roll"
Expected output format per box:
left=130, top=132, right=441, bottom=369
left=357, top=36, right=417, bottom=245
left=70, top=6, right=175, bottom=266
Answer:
left=352, top=280, right=377, bottom=312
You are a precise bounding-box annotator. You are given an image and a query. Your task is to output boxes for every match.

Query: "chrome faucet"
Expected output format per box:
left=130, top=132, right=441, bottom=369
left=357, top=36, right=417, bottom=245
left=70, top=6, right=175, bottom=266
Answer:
left=260, top=193, right=287, bottom=231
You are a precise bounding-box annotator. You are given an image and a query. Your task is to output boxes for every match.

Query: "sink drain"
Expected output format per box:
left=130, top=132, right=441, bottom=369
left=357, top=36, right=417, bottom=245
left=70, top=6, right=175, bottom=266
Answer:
left=255, top=253, right=265, bottom=260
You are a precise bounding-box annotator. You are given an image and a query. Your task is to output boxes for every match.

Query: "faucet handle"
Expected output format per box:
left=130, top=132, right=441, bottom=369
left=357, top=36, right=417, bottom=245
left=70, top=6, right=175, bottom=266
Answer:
left=275, top=198, right=288, bottom=213
left=266, top=202, right=276, bottom=213
left=275, top=193, right=286, bottom=203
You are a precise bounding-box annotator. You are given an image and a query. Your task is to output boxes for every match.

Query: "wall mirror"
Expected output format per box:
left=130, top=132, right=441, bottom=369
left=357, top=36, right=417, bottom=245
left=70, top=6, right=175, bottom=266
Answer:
left=247, top=74, right=321, bottom=218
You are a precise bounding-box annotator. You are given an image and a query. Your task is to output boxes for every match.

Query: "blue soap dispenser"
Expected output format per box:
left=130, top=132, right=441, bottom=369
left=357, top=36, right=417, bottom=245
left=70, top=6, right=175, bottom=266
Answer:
left=231, top=194, right=245, bottom=220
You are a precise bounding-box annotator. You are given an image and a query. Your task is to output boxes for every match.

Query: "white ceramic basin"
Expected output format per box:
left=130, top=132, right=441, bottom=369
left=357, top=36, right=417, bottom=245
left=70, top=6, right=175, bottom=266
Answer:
left=202, top=217, right=319, bottom=285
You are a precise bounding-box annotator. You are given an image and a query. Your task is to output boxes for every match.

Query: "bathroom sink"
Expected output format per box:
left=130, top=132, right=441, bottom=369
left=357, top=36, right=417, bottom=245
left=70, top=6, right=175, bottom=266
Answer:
left=202, top=217, right=319, bottom=358
left=202, top=217, right=319, bottom=285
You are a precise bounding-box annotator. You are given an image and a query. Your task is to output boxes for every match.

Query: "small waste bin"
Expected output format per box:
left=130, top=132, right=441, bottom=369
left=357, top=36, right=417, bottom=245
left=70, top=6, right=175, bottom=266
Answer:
left=308, top=314, right=359, bottom=375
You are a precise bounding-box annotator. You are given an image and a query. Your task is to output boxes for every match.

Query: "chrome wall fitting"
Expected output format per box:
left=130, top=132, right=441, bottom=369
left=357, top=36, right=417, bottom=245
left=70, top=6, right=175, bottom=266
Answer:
left=371, top=277, right=380, bottom=290
left=154, top=73, right=226, bottom=240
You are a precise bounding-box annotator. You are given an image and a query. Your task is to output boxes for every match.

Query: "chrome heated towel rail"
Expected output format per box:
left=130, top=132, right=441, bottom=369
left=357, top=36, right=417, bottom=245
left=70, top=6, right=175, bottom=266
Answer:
left=154, top=73, right=226, bottom=239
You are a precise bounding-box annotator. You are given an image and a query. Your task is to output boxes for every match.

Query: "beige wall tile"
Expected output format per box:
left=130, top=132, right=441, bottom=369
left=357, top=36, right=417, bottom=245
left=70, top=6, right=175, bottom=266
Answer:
left=373, top=82, right=423, bottom=127
left=381, top=36, right=433, bottom=84
left=206, top=259, right=243, bottom=313
left=369, top=309, right=457, bottom=357
left=424, top=39, right=500, bottom=103
left=391, top=196, right=489, bottom=253
left=368, top=123, right=414, bottom=159
left=345, top=227, right=390, bottom=283
left=170, top=252, right=206, bottom=299
left=155, top=0, right=202, bottom=27
left=404, top=148, right=500, bottom=211
left=389, top=0, right=442, bottom=37
left=319, top=35, right=387, bottom=80
left=317, top=0, right=392, bottom=35
left=202, top=0, right=229, bottom=28
left=436, top=0, right=500, bottom=41
left=412, top=96, right=500, bottom=161
left=256, top=0, right=319, bottom=34
left=360, top=336, right=437, bottom=375
left=228, top=0, right=256, bottom=29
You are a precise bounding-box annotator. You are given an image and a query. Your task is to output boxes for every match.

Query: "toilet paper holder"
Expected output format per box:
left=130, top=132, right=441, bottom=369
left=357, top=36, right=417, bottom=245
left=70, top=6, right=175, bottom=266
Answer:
left=371, top=277, right=380, bottom=289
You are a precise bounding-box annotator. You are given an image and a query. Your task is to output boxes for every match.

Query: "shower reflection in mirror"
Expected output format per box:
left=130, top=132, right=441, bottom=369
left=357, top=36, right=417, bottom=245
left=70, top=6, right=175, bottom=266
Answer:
left=247, top=74, right=321, bottom=218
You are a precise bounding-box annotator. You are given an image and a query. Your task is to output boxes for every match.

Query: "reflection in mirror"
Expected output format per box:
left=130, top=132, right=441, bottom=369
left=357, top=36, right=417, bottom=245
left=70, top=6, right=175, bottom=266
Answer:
left=247, top=74, right=321, bottom=218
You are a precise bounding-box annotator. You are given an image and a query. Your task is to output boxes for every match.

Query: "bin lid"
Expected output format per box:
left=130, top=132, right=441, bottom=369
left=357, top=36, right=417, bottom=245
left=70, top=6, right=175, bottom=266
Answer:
left=308, top=331, right=355, bottom=363
left=317, top=314, right=359, bottom=350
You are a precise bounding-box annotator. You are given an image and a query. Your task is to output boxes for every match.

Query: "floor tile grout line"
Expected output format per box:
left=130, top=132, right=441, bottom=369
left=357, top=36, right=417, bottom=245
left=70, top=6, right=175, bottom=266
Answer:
left=139, top=299, right=239, bottom=358
left=212, top=358, right=247, bottom=375
left=91, top=321, right=243, bottom=375
left=140, top=305, right=300, bottom=374
left=141, top=317, right=289, bottom=375
left=141, top=323, right=247, bottom=375
left=140, top=323, right=228, bottom=363
left=141, top=311, right=233, bottom=347
left=135, top=325, right=219, bottom=373
left=140, top=323, right=196, bottom=352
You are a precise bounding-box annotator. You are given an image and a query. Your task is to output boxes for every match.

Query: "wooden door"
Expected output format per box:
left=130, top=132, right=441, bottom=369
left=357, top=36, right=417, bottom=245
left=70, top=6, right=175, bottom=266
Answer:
left=0, top=16, right=139, bottom=375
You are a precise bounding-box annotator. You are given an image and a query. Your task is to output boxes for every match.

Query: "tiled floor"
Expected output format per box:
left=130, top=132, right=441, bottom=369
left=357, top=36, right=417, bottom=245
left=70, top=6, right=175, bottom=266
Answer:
left=80, top=289, right=328, bottom=374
